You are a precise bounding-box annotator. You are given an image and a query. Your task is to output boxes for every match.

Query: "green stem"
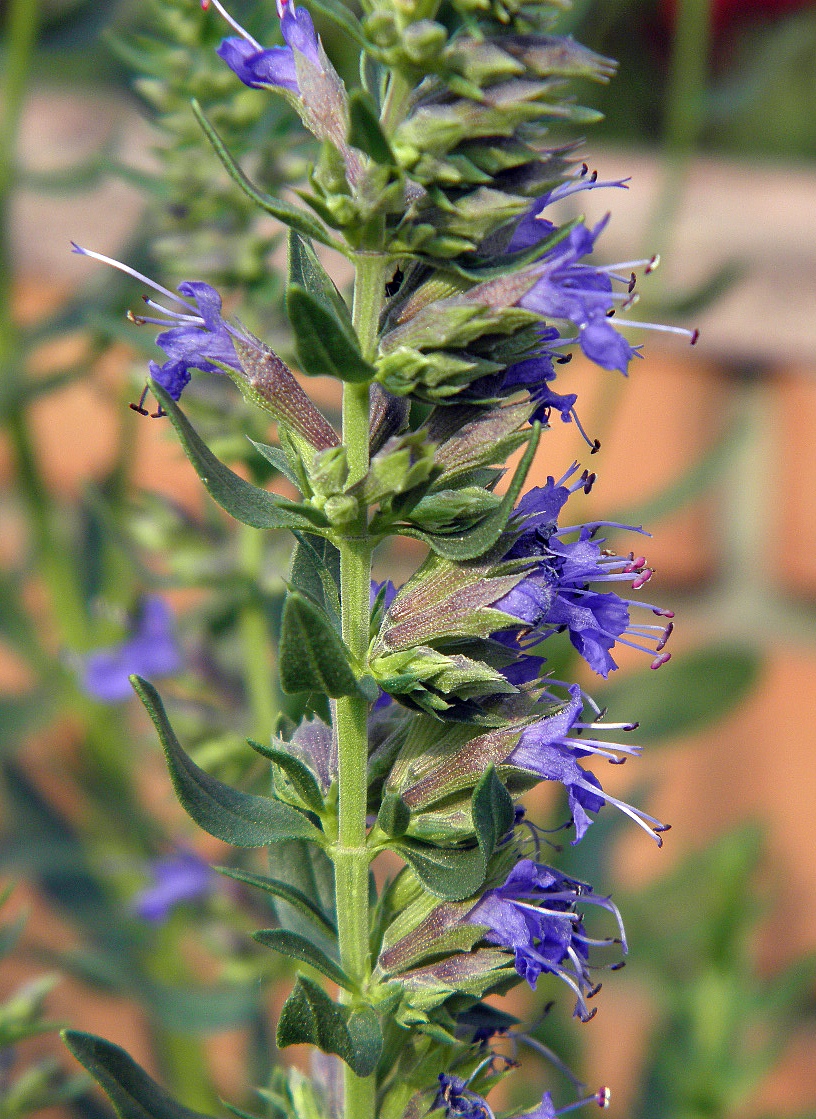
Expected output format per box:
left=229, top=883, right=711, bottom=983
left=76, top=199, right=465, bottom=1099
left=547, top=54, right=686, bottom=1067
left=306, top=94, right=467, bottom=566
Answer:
left=333, top=253, right=386, bottom=1119
left=644, top=0, right=713, bottom=261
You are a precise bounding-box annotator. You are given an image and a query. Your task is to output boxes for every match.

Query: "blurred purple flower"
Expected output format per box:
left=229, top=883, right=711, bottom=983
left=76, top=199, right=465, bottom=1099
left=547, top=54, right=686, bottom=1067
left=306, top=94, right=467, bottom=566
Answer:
left=81, top=597, right=182, bottom=704
left=133, top=851, right=214, bottom=923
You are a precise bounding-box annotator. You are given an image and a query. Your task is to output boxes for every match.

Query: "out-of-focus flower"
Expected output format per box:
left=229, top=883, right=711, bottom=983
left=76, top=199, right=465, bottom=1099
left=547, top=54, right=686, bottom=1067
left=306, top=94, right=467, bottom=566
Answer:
left=133, top=851, right=214, bottom=923
left=80, top=597, right=182, bottom=704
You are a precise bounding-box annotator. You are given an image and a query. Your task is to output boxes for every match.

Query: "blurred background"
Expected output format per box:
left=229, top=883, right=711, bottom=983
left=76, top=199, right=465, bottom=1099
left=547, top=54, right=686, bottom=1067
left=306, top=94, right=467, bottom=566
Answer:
left=1, top=1, right=816, bottom=1118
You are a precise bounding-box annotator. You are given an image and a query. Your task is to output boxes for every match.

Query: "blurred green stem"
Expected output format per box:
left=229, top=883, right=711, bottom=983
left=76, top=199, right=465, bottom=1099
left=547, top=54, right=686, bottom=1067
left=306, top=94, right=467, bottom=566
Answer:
left=646, top=0, right=713, bottom=258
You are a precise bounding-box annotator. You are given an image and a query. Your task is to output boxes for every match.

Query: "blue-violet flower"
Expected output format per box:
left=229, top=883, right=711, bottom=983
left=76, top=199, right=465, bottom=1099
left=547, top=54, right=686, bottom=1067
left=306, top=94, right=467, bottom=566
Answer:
left=493, top=464, right=674, bottom=678
left=466, top=859, right=625, bottom=1020
left=80, top=597, right=181, bottom=704
left=133, top=851, right=214, bottom=923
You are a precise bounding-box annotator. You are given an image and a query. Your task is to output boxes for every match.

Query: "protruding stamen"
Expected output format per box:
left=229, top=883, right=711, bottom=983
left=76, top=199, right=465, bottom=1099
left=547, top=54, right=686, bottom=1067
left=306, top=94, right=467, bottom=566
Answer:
left=201, top=0, right=264, bottom=49
left=70, top=243, right=198, bottom=314
left=129, top=384, right=150, bottom=416
left=645, top=254, right=660, bottom=273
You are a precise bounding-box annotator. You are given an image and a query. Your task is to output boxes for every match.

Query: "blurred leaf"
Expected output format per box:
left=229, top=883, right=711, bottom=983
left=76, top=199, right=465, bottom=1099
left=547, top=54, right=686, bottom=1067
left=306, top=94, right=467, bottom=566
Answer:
left=63, top=1032, right=216, bottom=1119
left=597, top=644, right=762, bottom=743
left=656, top=258, right=746, bottom=318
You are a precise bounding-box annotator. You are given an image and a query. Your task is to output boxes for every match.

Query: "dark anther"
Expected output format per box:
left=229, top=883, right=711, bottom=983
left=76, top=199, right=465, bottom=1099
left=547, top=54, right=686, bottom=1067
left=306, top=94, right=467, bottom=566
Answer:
left=126, top=309, right=146, bottom=326
left=580, top=163, right=589, bottom=176
left=606, top=308, right=616, bottom=318
left=609, top=961, right=626, bottom=971
left=583, top=1007, right=598, bottom=1022
left=129, top=385, right=150, bottom=416
left=628, top=272, right=637, bottom=293
left=645, top=254, right=660, bottom=273
left=690, top=328, right=700, bottom=345
left=556, top=352, right=573, bottom=365
left=589, top=169, right=598, bottom=183
left=591, top=438, right=601, bottom=454
left=625, top=722, right=639, bottom=732
left=384, top=266, right=404, bottom=298
left=151, top=406, right=166, bottom=419
left=587, top=983, right=602, bottom=999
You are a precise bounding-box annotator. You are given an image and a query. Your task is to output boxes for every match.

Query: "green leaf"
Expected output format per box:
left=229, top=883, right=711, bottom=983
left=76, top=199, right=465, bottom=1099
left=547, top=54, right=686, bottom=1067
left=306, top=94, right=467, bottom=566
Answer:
left=306, top=0, right=370, bottom=49
left=62, top=1031, right=217, bottom=1119
left=279, top=593, right=362, bottom=698
left=132, top=676, right=324, bottom=848
left=471, top=765, right=514, bottom=864
left=153, top=385, right=327, bottom=533
left=248, top=440, right=301, bottom=488
left=191, top=100, right=338, bottom=247
left=402, top=422, right=541, bottom=560
left=290, top=534, right=342, bottom=629
left=276, top=976, right=382, bottom=1076
left=247, top=739, right=325, bottom=812
left=253, top=930, right=352, bottom=990
left=287, top=285, right=376, bottom=383
left=214, top=867, right=336, bottom=937
left=348, top=89, right=396, bottom=164
left=392, top=840, right=486, bottom=901
left=377, top=792, right=411, bottom=838
left=288, top=231, right=348, bottom=319
left=597, top=644, right=762, bottom=743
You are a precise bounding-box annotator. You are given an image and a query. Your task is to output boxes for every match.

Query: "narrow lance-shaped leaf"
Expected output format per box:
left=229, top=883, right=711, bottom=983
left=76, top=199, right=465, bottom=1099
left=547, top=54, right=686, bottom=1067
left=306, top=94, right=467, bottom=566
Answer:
left=276, top=975, right=382, bottom=1077
left=391, top=839, right=487, bottom=902
left=247, top=738, right=325, bottom=812
left=132, top=677, right=325, bottom=848
left=348, top=89, right=396, bottom=165
left=215, top=866, right=336, bottom=937
left=191, top=99, right=339, bottom=248
left=471, top=764, right=514, bottom=865
left=63, top=1031, right=217, bottom=1119
left=152, top=384, right=328, bottom=533
left=279, top=592, right=365, bottom=698
left=253, top=929, right=354, bottom=990
left=287, top=285, right=376, bottom=383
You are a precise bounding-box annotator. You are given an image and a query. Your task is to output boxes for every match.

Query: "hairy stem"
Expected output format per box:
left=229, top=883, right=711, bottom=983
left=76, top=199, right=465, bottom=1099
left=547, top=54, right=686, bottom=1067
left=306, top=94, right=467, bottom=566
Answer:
left=334, top=253, right=387, bottom=1119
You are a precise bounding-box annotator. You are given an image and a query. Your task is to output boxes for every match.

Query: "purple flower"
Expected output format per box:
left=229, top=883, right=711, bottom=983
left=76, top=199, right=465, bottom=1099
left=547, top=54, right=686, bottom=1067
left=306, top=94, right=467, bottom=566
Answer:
left=492, top=464, right=675, bottom=678
left=80, top=597, right=182, bottom=704
left=214, top=0, right=320, bottom=94
left=71, top=244, right=247, bottom=401
left=370, top=579, right=398, bottom=612
left=508, top=685, right=669, bottom=845
left=478, top=169, right=698, bottom=440
left=133, top=851, right=214, bottom=923
left=434, top=1073, right=495, bottom=1119
left=205, top=0, right=320, bottom=96
left=434, top=1072, right=611, bottom=1119
left=466, top=859, right=625, bottom=1021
